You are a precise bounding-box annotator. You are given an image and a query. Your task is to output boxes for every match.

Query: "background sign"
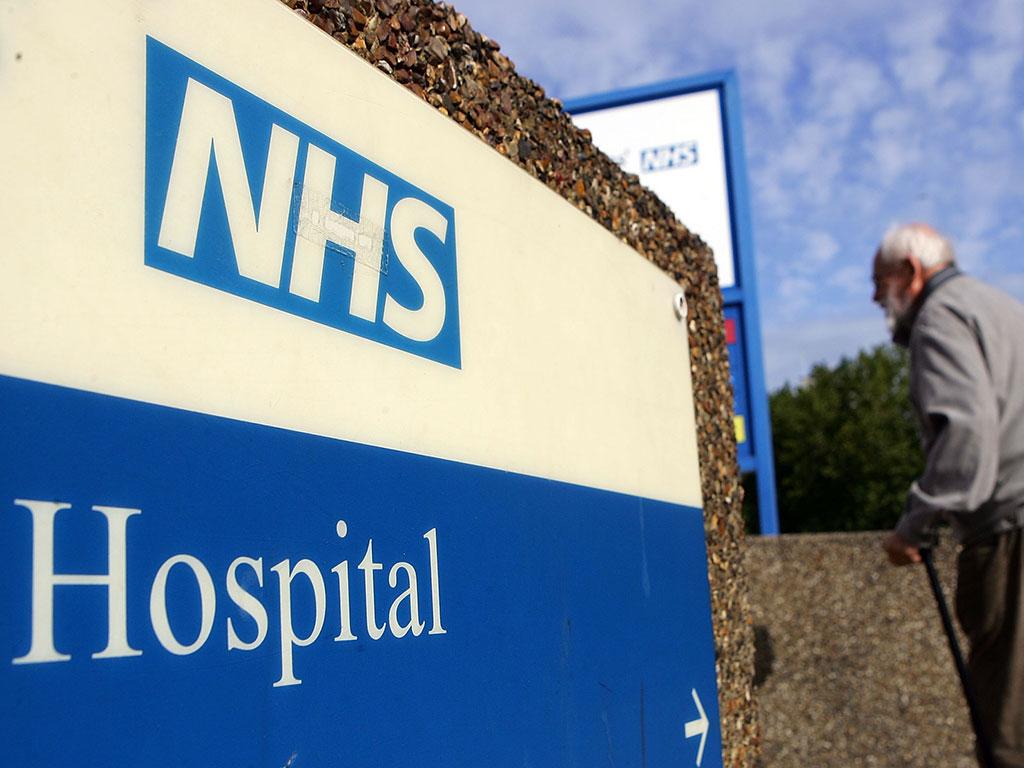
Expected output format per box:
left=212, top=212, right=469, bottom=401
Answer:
left=570, top=90, right=736, bottom=288
left=569, top=75, right=780, bottom=535
left=1, top=1, right=723, bottom=765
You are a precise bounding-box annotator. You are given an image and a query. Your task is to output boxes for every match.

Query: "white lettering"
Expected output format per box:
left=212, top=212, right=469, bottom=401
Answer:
left=331, top=520, right=357, bottom=642
left=424, top=528, right=446, bottom=636
left=12, top=506, right=447, bottom=681
left=157, top=77, right=299, bottom=286
left=150, top=554, right=216, bottom=656
left=226, top=556, right=268, bottom=652
left=12, top=500, right=142, bottom=664
left=271, top=559, right=326, bottom=687
left=387, top=562, right=425, bottom=639
left=358, top=540, right=386, bottom=641
left=383, top=197, right=448, bottom=342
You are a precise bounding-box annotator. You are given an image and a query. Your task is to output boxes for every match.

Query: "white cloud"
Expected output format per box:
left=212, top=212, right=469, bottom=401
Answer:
left=927, top=74, right=974, bottom=111
left=806, top=45, right=892, bottom=124
left=866, top=108, right=923, bottom=185
left=804, top=230, right=840, bottom=267
left=955, top=235, right=991, bottom=273
left=694, top=0, right=892, bottom=50
left=962, top=122, right=1014, bottom=158
left=828, top=265, right=868, bottom=295
left=757, top=119, right=845, bottom=213
left=753, top=175, right=793, bottom=221
left=745, top=33, right=800, bottom=125
left=774, top=121, right=830, bottom=174
left=870, top=108, right=912, bottom=135
left=894, top=44, right=950, bottom=94
left=837, top=182, right=888, bottom=222
left=889, top=10, right=950, bottom=96
left=957, top=0, right=1024, bottom=114
left=961, top=160, right=1016, bottom=216
left=968, top=48, right=1023, bottom=110
left=775, top=276, right=818, bottom=317
left=870, top=138, right=923, bottom=186
left=970, top=0, right=1024, bottom=47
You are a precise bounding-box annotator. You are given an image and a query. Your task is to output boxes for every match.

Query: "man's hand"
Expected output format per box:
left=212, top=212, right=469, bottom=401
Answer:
left=883, top=531, right=921, bottom=566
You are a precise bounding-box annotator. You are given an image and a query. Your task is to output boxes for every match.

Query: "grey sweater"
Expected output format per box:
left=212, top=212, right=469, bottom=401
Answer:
left=896, top=270, right=1024, bottom=547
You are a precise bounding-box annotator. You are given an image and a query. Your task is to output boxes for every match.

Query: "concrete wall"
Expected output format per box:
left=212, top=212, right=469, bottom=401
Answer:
left=281, top=1, right=760, bottom=763
left=747, top=532, right=976, bottom=767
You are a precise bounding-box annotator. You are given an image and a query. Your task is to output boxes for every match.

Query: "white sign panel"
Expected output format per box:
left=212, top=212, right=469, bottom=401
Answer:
left=572, top=90, right=736, bottom=288
left=0, top=0, right=702, bottom=507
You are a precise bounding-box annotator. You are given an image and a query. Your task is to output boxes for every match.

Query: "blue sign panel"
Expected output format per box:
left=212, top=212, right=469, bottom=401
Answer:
left=145, top=37, right=461, bottom=367
left=0, top=374, right=722, bottom=767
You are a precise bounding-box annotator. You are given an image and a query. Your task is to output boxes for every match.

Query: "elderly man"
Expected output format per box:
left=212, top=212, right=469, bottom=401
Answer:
left=874, top=223, right=1024, bottom=767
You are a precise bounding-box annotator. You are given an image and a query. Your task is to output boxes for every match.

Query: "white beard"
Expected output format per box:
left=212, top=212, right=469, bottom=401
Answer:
left=883, top=285, right=911, bottom=336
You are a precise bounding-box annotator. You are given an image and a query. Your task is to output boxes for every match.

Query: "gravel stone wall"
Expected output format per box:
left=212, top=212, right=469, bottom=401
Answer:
left=279, top=0, right=760, bottom=763
left=747, top=532, right=975, bottom=767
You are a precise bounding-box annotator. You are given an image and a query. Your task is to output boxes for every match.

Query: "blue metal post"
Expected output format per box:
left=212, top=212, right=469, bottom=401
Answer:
left=719, top=74, right=779, bottom=535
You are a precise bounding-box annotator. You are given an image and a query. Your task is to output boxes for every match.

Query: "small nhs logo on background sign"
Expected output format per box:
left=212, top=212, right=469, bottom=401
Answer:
left=639, top=140, right=698, bottom=173
left=145, top=38, right=460, bottom=367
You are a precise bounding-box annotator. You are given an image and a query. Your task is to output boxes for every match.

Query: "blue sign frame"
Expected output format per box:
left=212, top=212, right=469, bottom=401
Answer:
left=566, top=72, right=780, bottom=535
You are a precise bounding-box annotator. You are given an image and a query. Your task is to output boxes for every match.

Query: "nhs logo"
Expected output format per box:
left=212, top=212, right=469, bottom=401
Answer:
left=639, top=140, right=698, bottom=173
left=145, top=38, right=460, bottom=367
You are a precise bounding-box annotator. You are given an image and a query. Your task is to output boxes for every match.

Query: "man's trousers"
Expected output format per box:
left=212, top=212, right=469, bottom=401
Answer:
left=956, top=526, right=1024, bottom=768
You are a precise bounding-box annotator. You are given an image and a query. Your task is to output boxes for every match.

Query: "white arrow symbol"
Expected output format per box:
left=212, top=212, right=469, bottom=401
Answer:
left=684, top=688, right=709, bottom=767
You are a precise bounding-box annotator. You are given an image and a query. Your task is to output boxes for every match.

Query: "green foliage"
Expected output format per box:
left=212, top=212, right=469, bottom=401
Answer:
left=769, top=344, right=923, bottom=533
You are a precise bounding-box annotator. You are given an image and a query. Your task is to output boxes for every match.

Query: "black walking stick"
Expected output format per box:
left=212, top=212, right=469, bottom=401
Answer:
left=919, top=545, right=998, bottom=768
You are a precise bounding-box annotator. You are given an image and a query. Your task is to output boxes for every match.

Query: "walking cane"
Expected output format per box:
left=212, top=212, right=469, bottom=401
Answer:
left=919, top=545, right=998, bottom=768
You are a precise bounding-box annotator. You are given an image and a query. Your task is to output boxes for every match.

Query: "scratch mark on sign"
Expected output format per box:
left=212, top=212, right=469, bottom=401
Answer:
left=602, top=709, right=617, bottom=767
left=294, top=184, right=389, bottom=274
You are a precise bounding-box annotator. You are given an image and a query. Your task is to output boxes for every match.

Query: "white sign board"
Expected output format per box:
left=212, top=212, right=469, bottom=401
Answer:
left=572, top=90, right=736, bottom=288
left=0, top=1, right=702, bottom=505
left=0, top=2, right=724, bottom=765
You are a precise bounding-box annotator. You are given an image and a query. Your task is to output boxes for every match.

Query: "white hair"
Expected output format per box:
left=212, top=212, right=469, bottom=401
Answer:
left=877, top=223, right=956, bottom=269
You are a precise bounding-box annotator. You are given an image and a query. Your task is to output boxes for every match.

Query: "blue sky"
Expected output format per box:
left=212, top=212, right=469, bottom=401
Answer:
left=449, top=0, right=1024, bottom=389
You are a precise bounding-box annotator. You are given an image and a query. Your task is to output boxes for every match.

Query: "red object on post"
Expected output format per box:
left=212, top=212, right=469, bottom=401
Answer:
left=724, top=318, right=737, bottom=346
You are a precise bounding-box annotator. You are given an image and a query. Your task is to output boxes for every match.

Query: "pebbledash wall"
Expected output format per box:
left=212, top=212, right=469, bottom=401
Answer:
left=746, top=533, right=975, bottom=768
left=278, top=0, right=760, bottom=764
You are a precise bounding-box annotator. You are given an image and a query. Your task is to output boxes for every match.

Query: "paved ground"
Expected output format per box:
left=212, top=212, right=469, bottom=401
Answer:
left=746, top=531, right=977, bottom=767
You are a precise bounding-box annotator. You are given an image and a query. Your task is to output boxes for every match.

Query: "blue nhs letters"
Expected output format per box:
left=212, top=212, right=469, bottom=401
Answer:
left=145, top=38, right=460, bottom=367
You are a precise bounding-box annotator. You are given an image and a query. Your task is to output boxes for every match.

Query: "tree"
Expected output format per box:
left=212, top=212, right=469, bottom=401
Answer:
left=767, top=344, right=923, bottom=533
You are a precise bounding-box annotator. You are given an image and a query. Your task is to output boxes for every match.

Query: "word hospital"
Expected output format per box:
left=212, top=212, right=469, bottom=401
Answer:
left=9, top=499, right=446, bottom=688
